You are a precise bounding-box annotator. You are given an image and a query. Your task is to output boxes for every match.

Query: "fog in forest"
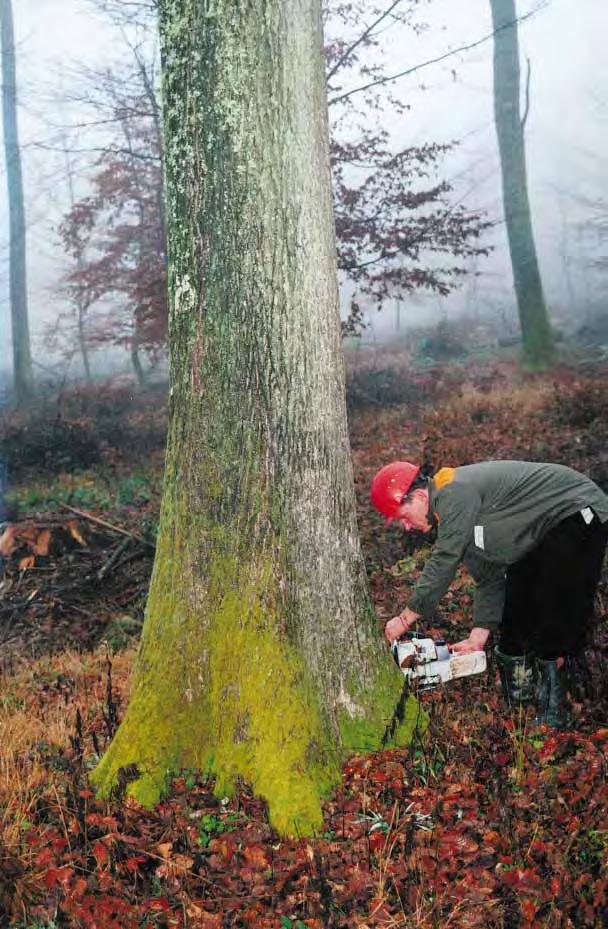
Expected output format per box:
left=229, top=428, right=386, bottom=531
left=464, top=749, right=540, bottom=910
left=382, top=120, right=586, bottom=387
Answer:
left=1, top=0, right=607, bottom=387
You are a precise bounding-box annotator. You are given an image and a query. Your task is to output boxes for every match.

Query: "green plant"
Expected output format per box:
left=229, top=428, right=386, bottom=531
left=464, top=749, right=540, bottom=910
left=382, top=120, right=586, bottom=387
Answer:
left=196, top=811, right=239, bottom=848
left=412, top=747, right=446, bottom=785
left=279, top=917, right=309, bottom=929
left=183, top=768, right=199, bottom=790
left=354, top=810, right=390, bottom=834
left=104, top=614, right=143, bottom=652
left=116, top=476, right=152, bottom=506
left=505, top=714, right=531, bottom=775
left=388, top=555, right=418, bottom=577
left=0, top=692, right=25, bottom=711
left=139, top=512, right=159, bottom=541
left=14, top=921, right=58, bottom=929
left=8, top=474, right=112, bottom=514
left=578, top=829, right=608, bottom=866
left=149, top=875, right=163, bottom=897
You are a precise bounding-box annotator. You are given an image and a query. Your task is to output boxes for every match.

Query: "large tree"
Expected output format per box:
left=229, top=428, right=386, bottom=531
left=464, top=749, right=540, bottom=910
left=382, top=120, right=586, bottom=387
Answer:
left=91, top=0, right=419, bottom=836
left=490, top=0, right=553, bottom=367
left=1, top=0, right=33, bottom=403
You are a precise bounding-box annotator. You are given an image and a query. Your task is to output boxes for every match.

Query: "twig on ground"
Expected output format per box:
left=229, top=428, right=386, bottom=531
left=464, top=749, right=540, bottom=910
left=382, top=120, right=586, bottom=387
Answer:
left=58, top=503, right=155, bottom=549
left=97, top=536, right=132, bottom=581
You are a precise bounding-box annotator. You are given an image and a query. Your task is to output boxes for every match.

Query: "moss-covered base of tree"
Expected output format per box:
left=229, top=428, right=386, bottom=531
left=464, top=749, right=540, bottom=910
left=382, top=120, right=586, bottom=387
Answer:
left=91, top=655, right=426, bottom=838
left=339, top=655, right=429, bottom=754
left=91, top=540, right=345, bottom=837
left=90, top=688, right=338, bottom=838
left=90, top=693, right=198, bottom=809
left=91, top=493, right=424, bottom=838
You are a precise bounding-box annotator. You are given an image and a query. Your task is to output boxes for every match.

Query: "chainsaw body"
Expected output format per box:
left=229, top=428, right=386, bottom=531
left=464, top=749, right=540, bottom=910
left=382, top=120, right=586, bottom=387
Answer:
left=391, top=633, right=487, bottom=690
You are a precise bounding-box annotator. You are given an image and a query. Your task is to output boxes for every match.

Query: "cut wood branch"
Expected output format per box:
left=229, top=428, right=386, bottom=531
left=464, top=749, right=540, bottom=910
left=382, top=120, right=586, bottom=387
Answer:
left=97, top=536, right=132, bottom=581
left=58, top=503, right=155, bottom=549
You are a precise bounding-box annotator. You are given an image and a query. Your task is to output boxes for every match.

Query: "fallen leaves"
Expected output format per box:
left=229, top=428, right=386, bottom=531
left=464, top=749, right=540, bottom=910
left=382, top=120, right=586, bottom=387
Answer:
left=67, top=518, right=87, bottom=546
left=33, top=529, right=52, bottom=556
left=0, top=524, right=16, bottom=556
left=2, top=362, right=608, bottom=929
left=0, top=518, right=87, bottom=572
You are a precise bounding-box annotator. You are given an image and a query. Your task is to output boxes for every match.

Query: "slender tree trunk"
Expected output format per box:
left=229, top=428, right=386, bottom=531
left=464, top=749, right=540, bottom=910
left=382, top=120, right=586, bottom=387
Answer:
left=130, top=329, right=145, bottom=386
left=125, top=122, right=148, bottom=389
left=92, top=0, right=421, bottom=836
left=76, top=303, right=92, bottom=382
left=136, top=50, right=167, bottom=247
left=1, top=0, right=33, bottom=403
left=489, top=0, right=554, bottom=368
left=61, top=136, right=93, bottom=382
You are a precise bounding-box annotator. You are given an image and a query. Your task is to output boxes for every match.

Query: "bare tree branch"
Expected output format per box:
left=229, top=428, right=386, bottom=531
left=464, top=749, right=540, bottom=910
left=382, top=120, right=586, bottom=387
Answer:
left=328, top=3, right=550, bottom=106
left=27, top=142, right=159, bottom=162
left=326, top=0, right=407, bottom=82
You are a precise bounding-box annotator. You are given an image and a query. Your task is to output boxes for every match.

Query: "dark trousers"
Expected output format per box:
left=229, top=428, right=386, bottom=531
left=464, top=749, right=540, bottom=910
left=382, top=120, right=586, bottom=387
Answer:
left=498, top=511, right=608, bottom=660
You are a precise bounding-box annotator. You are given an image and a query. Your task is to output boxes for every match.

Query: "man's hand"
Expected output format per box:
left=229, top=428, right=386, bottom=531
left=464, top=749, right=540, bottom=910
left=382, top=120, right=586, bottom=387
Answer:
left=384, top=606, right=420, bottom=644
left=450, top=627, right=490, bottom=655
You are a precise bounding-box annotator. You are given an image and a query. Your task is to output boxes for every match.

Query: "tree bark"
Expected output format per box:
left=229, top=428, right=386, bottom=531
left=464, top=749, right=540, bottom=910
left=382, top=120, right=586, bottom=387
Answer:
left=130, top=329, right=146, bottom=386
left=91, top=0, right=421, bottom=837
left=1, top=0, right=33, bottom=403
left=489, top=0, right=554, bottom=368
left=124, top=121, right=148, bottom=388
left=61, top=135, right=93, bottom=382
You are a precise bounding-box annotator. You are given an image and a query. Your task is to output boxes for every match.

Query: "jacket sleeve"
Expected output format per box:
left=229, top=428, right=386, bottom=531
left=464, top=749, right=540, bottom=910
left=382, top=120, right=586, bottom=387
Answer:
left=408, top=482, right=481, bottom=620
left=465, top=555, right=506, bottom=631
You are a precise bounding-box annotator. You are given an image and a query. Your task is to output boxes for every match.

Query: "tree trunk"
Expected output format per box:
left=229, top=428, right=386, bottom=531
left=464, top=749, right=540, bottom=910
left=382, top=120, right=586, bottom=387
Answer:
left=91, top=0, right=421, bottom=837
left=61, top=135, right=93, bottom=383
left=77, top=302, right=92, bottom=382
left=136, top=50, right=167, bottom=249
left=130, top=330, right=146, bottom=386
left=489, top=0, right=554, bottom=368
left=1, top=0, right=33, bottom=404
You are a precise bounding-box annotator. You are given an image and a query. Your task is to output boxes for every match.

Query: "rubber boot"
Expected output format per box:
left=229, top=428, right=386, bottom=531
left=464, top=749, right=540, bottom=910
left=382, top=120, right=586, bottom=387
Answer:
left=535, top=659, right=570, bottom=730
left=494, top=646, right=536, bottom=706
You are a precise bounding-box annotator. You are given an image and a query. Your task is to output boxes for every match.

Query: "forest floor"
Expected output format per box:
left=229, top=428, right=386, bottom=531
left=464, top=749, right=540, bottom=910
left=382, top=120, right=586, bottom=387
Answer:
left=1, top=350, right=608, bottom=929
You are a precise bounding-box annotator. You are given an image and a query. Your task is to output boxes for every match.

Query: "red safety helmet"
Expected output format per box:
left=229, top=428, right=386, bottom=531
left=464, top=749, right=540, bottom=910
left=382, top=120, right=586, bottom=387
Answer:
left=370, top=461, right=421, bottom=524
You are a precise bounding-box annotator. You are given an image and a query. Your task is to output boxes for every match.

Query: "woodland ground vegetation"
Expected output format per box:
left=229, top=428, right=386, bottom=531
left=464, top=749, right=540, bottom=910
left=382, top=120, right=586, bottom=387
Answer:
left=0, top=337, right=607, bottom=929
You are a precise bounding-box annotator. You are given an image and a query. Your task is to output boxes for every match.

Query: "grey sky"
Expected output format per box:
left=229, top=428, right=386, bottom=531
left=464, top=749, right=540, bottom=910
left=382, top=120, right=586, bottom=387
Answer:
left=1, top=0, right=607, bottom=364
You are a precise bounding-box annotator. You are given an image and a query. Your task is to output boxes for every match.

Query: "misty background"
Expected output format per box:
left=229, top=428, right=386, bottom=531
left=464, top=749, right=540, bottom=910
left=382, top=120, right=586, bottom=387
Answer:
left=1, top=0, right=607, bottom=380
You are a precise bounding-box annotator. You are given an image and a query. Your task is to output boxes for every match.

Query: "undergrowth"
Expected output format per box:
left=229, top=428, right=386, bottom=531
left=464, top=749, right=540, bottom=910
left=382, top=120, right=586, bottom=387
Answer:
left=1, top=358, right=608, bottom=927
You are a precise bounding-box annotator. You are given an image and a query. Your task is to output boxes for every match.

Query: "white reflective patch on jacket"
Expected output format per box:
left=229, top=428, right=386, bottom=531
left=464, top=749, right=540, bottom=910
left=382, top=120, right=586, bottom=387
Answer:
left=474, top=525, right=485, bottom=549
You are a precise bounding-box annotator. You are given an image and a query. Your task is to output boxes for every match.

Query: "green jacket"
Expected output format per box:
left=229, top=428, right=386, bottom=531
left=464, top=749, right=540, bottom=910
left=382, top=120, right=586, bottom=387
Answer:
left=408, top=461, right=608, bottom=630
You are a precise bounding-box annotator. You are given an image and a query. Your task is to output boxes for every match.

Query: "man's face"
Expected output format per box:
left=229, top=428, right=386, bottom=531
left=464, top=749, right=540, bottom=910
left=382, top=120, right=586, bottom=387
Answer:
left=394, top=488, right=432, bottom=533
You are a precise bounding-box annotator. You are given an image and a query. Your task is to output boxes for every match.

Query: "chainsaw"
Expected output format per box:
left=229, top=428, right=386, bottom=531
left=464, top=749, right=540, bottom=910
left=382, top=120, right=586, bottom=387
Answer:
left=391, top=632, right=487, bottom=691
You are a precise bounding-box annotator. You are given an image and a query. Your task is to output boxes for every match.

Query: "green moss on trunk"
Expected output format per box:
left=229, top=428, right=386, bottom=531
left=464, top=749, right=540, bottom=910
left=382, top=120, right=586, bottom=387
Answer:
left=93, top=536, right=340, bottom=836
left=92, top=0, right=423, bottom=837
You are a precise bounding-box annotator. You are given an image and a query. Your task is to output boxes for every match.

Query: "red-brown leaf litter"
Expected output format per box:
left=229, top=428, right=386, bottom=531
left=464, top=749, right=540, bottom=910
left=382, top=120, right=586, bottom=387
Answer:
left=1, top=356, right=607, bottom=928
